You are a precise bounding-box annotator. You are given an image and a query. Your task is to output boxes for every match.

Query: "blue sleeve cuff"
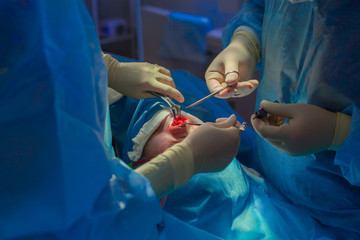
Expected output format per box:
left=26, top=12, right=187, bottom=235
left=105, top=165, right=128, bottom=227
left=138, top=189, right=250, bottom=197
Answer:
left=334, top=104, right=360, bottom=186
left=221, top=0, right=264, bottom=48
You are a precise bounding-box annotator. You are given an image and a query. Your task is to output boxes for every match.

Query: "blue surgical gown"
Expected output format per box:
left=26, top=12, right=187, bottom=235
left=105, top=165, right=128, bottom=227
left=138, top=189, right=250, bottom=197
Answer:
left=0, top=1, right=227, bottom=239
left=222, top=0, right=360, bottom=238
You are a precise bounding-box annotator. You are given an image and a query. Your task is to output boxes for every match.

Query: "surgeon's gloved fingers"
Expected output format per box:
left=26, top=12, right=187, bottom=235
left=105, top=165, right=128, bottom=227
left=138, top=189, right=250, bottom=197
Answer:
left=215, top=117, right=228, bottom=123
left=218, top=79, right=259, bottom=98
left=157, top=65, right=172, bottom=77
left=251, top=117, right=288, bottom=141
left=260, top=100, right=295, bottom=118
left=251, top=116, right=299, bottom=155
left=252, top=103, right=339, bottom=155
left=235, top=79, right=258, bottom=96
left=155, top=74, right=176, bottom=88
left=224, top=71, right=239, bottom=85
left=150, top=82, right=185, bottom=103
left=250, top=122, right=293, bottom=155
left=205, top=52, right=228, bottom=92
left=152, top=69, right=184, bottom=102
left=216, top=115, right=242, bottom=128
left=220, top=119, right=243, bottom=130
left=223, top=59, right=240, bottom=86
left=214, top=114, right=238, bottom=127
left=184, top=115, right=241, bottom=174
left=205, top=73, right=226, bottom=93
left=104, top=56, right=184, bottom=101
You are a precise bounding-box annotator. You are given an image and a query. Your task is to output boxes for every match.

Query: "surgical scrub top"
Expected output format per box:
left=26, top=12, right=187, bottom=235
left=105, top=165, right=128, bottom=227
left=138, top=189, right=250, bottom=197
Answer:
left=0, top=1, right=235, bottom=239
left=222, top=0, right=360, bottom=238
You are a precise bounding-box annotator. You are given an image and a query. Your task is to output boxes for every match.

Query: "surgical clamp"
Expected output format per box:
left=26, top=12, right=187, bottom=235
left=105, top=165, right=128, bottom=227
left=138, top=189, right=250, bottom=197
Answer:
left=149, top=91, right=181, bottom=118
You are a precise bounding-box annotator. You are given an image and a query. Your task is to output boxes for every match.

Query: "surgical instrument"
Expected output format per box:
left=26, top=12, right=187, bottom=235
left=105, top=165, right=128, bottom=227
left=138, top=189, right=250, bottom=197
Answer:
left=253, top=100, right=279, bottom=120
left=183, top=122, right=202, bottom=126
left=186, top=71, right=240, bottom=109
left=185, top=85, right=228, bottom=109
left=238, top=122, right=248, bottom=131
left=183, top=121, right=249, bottom=132
left=149, top=91, right=181, bottom=118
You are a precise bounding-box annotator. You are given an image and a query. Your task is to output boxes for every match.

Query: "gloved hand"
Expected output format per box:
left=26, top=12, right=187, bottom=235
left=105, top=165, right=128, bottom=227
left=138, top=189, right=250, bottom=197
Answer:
left=103, top=53, right=184, bottom=102
left=136, top=114, right=242, bottom=197
left=184, top=114, right=241, bottom=173
left=251, top=101, right=340, bottom=155
left=215, top=117, right=243, bottom=128
left=205, top=30, right=260, bottom=99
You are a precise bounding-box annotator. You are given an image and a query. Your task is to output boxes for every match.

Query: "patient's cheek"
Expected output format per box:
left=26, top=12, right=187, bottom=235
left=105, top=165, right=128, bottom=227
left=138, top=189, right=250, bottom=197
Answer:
left=171, top=116, right=190, bottom=127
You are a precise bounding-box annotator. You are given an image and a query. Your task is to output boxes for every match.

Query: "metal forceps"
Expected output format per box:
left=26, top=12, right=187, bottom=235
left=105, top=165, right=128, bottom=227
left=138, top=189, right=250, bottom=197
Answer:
left=149, top=91, right=181, bottom=118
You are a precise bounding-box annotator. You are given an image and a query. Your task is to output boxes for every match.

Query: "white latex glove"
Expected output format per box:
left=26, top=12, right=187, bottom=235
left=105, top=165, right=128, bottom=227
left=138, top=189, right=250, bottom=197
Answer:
left=103, top=53, right=184, bottom=102
left=184, top=114, right=241, bottom=173
left=251, top=101, right=339, bottom=156
left=215, top=117, right=245, bottom=130
left=205, top=30, right=260, bottom=99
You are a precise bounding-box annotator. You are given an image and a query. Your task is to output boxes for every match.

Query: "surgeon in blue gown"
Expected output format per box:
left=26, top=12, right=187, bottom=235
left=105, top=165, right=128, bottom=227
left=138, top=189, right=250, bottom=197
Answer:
left=205, top=0, right=360, bottom=238
left=0, top=1, right=244, bottom=239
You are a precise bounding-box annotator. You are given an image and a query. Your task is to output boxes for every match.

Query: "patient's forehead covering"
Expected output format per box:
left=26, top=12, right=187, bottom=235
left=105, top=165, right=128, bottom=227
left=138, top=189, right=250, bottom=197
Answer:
left=128, top=108, right=171, bottom=162
left=123, top=99, right=203, bottom=163
left=122, top=98, right=177, bottom=163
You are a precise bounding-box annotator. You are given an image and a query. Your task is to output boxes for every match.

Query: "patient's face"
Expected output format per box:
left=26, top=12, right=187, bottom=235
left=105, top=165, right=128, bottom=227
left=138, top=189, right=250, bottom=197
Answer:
left=142, top=114, right=200, bottom=159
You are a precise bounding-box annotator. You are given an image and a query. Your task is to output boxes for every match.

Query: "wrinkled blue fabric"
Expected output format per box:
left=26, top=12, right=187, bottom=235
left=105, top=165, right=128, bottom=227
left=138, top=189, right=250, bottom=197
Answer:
left=0, top=1, right=229, bottom=239
left=222, top=0, right=360, bottom=238
left=0, top=0, right=108, bottom=238
left=109, top=96, right=139, bottom=156
left=121, top=85, right=334, bottom=239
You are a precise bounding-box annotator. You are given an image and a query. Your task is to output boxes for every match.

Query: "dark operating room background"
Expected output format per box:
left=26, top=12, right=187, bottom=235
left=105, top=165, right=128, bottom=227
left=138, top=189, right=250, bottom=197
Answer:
left=84, top=0, right=258, bottom=124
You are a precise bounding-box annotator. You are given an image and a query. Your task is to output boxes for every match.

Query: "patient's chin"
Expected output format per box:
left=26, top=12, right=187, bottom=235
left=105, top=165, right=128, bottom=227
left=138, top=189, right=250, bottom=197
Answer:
left=142, top=143, right=160, bottom=159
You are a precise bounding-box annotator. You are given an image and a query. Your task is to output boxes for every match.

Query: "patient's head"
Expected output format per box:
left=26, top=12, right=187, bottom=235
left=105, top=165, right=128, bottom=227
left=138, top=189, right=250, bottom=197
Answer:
left=124, top=99, right=207, bottom=163
left=142, top=114, right=200, bottom=159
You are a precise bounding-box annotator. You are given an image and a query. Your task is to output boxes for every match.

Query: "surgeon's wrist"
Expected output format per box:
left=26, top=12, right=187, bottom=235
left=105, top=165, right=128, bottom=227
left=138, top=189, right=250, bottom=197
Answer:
left=328, top=112, right=352, bottom=150
left=102, top=53, right=120, bottom=89
left=135, top=142, right=194, bottom=197
left=231, top=30, right=261, bottom=63
left=183, top=140, right=202, bottom=174
left=167, top=142, right=195, bottom=188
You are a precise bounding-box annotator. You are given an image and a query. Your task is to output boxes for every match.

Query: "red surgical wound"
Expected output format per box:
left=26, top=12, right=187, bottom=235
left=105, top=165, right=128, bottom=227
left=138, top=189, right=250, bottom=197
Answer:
left=171, top=116, right=190, bottom=127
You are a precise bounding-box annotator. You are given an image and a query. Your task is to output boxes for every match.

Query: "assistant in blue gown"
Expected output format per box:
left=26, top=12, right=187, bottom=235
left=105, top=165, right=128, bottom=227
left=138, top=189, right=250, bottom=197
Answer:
left=0, top=1, right=228, bottom=239
left=221, top=0, right=360, bottom=238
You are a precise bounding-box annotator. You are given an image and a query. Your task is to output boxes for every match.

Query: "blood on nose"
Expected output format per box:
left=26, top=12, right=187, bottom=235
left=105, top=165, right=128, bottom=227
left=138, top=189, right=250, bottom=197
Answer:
left=171, top=116, right=190, bottom=127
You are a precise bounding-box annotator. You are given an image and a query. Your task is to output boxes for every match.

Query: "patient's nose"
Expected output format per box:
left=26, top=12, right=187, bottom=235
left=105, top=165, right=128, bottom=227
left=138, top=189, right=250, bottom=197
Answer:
left=171, top=116, right=190, bottom=127
left=169, top=117, right=190, bottom=138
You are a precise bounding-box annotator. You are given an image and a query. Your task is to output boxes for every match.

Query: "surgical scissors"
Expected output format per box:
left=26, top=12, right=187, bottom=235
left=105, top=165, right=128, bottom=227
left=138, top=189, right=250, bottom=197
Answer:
left=149, top=91, right=181, bottom=118
left=186, top=71, right=240, bottom=109
left=185, top=85, right=228, bottom=109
